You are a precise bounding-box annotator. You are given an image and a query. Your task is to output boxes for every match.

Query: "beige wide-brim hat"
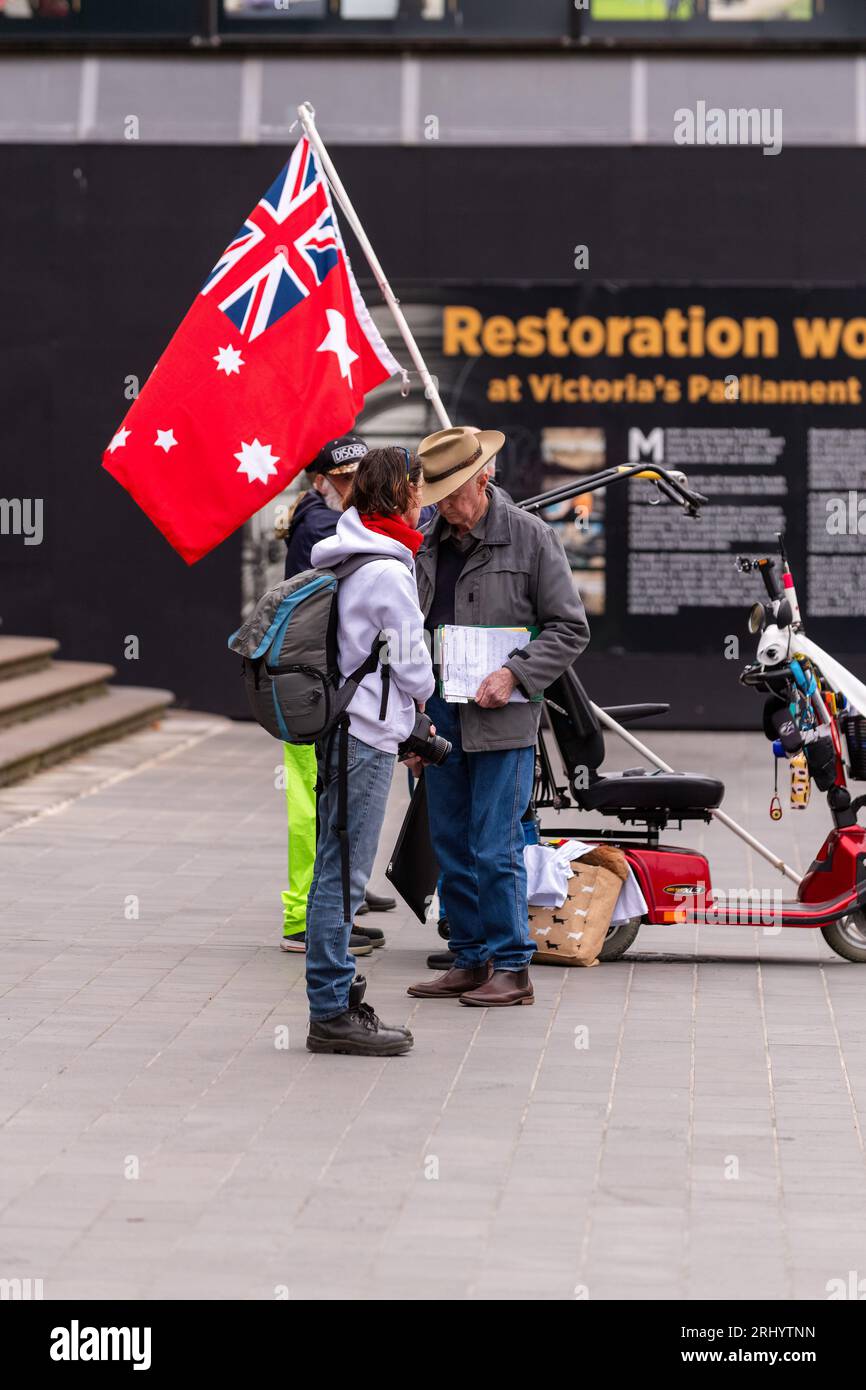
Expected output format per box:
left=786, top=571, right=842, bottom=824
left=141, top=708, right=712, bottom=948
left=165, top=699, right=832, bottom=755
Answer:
left=417, top=425, right=505, bottom=506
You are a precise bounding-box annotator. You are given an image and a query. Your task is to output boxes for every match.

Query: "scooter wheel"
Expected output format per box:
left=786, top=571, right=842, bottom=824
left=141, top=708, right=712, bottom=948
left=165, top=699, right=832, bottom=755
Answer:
left=821, top=911, right=866, bottom=963
left=599, top=917, right=641, bottom=962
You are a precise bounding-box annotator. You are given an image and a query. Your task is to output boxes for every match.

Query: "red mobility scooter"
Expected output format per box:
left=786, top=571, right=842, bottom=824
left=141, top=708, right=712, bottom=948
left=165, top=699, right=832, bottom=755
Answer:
left=524, top=466, right=866, bottom=963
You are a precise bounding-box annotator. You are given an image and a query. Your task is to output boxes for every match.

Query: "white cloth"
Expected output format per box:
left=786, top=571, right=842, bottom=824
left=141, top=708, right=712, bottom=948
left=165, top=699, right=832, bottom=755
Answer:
left=524, top=838, right=648, bottom=923
left=524, top=840, right=592, bottom=908
left=610, top=870, right=647, bottom=925
left=311, top=507, right=435, bottom=754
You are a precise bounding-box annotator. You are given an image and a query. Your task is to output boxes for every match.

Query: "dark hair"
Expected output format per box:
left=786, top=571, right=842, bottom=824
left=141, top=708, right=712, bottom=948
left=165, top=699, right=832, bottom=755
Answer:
left=346, top=446, right=422, bottom=517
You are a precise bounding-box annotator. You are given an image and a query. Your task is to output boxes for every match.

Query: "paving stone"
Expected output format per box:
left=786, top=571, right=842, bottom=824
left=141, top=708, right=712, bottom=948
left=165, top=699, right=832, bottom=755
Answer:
left=0, top=723, right=864, bottom=1299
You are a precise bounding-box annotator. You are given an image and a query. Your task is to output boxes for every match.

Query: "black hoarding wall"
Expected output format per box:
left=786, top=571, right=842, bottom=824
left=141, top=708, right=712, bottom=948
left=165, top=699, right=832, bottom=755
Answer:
left=1, top=143, right=865, bottom=723
left=1, top=144, right=247, bottom=716
left=429, top=286, right=866, bottom=727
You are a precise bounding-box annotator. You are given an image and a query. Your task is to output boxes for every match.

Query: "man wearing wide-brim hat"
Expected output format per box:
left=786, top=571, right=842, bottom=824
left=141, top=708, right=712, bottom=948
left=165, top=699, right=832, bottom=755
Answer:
left=406, top=425, right=590, bottom=1008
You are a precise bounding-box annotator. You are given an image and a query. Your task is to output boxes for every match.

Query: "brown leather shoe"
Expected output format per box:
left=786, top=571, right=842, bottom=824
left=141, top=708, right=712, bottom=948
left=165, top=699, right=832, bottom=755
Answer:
left=459, top=968, right=534, bottom=1007
left=407, top=962, right=492, bottom=999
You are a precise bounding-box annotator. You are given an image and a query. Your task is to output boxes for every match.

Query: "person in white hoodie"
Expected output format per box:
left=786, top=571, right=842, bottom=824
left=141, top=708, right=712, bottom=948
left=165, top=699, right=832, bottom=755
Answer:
left=304, top=446, right=435, bottom=1057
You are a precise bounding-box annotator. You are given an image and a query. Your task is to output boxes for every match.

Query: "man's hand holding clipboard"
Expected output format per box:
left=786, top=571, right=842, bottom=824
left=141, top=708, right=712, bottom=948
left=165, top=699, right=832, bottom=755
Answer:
left=475, top=666, right=519, bottom=708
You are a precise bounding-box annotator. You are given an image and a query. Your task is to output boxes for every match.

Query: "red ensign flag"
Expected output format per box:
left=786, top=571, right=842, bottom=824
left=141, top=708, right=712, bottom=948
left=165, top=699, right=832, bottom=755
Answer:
left=103, top=135, right=398, bottom=563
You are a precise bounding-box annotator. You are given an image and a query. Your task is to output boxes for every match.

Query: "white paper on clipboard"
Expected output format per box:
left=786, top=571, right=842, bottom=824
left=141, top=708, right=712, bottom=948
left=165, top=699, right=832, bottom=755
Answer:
left=440, top=625, right=531, bottom=704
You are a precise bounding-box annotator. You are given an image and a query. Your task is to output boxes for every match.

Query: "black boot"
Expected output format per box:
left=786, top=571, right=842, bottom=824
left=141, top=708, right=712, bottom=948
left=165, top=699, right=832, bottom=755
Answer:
left=307, top=1002, right=414, bottom=1057
left=348, top=975, right=410, bottom=1036
left=348, top=975, right=367, bottom=1007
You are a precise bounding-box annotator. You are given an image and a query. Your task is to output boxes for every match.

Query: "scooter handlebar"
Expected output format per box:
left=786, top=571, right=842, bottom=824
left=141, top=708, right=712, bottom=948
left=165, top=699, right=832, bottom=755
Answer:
left=736, top=554, right=784, bottom=602
left=518, top=463, right=707, bottom=516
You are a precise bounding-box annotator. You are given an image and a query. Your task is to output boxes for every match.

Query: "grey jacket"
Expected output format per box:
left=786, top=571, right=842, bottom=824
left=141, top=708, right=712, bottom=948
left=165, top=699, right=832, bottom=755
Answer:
left=415, top=485, right=590, bottom=751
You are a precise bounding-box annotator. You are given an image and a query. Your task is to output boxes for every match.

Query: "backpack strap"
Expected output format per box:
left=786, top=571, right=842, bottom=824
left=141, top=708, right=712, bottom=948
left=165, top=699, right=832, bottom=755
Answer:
left=345, top=631, right=386, bottom=687
left=379, top=660, right=391, bottom=721
left=344, top=630, right=391, bottom=723
left=330, top=551, right=413, bottom=580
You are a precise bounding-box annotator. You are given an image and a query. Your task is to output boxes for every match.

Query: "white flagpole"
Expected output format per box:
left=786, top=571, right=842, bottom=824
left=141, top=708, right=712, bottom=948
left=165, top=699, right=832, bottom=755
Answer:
left=297, top=101, right=452, bottom=431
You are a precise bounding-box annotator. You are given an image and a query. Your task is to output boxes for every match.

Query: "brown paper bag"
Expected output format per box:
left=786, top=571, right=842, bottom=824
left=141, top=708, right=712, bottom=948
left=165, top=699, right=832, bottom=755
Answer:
left=529, top=846, right=628, bottom=968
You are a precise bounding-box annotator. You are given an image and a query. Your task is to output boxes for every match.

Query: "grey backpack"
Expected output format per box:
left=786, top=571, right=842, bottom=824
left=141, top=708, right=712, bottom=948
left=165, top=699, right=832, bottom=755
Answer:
left=227, top=556, right=400, bottom=922
left=227, top=557, right=392, bottom=746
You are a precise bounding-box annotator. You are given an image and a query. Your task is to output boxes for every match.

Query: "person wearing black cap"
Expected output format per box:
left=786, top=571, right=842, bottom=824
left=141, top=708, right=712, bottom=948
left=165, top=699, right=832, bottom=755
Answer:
left=282, top=434, right=370, bottom=578
left=278, top=433, right=397, bottom=955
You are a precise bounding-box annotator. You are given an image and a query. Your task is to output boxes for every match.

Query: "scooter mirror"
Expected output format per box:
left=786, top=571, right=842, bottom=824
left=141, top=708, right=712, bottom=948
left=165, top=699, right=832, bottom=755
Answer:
left=775, top=598, right=793, bottom=629
left=748, top=602, right=766, bottom=635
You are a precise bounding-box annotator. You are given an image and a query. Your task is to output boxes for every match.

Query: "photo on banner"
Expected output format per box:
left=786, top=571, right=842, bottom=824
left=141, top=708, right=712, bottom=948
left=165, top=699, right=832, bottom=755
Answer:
left=538, top=427, right=607, bottom=619
left=590, top=1, right=695, bottom=17
left=583, top=0, right=861, bottom=39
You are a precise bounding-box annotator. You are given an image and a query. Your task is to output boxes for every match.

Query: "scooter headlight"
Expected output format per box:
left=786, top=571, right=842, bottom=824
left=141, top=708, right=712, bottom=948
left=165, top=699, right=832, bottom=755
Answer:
left=758, top=624, right=788, bottom=667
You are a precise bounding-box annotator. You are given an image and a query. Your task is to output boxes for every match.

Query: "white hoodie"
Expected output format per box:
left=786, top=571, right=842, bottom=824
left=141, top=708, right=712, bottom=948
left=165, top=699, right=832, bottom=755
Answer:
left=311, top=507, right=435, bottom=754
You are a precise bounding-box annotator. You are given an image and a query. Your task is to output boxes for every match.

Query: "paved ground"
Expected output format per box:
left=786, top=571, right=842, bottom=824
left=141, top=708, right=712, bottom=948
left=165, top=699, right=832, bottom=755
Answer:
left=1, top=714, right=865, bottom=1302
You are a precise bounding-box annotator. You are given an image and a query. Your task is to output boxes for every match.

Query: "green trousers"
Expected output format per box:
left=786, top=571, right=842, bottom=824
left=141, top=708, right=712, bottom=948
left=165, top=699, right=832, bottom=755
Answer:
left=281, top=741, right=318, bottom=937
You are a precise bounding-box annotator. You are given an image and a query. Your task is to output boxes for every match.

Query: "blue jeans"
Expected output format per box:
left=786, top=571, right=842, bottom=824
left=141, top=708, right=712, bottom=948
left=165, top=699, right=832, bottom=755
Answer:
left=424, top=695, right=535, bottom=972
left=305, top=731, right=395, bottom=1021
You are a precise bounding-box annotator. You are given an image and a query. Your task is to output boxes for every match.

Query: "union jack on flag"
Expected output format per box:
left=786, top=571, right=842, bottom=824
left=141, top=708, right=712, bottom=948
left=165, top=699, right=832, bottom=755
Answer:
left=202, top=139, right=340, bottom=343
left=103, top=133, right=399, bottom=564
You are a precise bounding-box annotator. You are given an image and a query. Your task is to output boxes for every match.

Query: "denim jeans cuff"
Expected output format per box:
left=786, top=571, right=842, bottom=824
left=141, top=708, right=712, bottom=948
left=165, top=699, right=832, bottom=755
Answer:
left=453, top=952, right=489, bottom=969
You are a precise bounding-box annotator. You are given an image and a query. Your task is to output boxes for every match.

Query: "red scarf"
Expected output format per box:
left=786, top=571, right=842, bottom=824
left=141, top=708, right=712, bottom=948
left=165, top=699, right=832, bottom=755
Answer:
left=360, top=512, right=423, bottom=557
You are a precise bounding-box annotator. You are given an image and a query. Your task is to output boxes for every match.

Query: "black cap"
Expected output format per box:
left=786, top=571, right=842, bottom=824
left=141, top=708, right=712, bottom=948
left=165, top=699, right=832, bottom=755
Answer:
left=306, top=434, right=368, bottom=478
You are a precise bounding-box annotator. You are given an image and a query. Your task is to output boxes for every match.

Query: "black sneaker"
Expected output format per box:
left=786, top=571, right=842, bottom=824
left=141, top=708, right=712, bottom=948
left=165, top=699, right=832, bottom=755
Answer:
left=280, top=930, right=373, bottom=957
left=280, top=931, right=307, bottom=954
left=306, top=1003, right=414, bottom=1056
left=363, top=889, right=397, bottom=913
left=353, top=922, right=386, bottom=949
left=427, top=949, right=456, bottom=970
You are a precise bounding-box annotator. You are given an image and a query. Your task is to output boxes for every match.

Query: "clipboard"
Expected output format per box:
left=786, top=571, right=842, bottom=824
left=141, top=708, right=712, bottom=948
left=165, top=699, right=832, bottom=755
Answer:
left=385, top=773, right=440, bottom=923
left=436, top=623, right=542, bottom=704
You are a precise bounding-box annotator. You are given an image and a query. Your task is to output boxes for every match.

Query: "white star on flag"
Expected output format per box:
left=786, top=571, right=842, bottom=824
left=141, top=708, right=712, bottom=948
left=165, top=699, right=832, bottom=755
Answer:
left=108, top=427, right=131, bottom=453
left=155, top=429, right=178, bottom=454
left=316, top=309, right=358, bottom=387
left=214, top=345, right=245, bottom=376
left=234, top=438, right=280, bottom=485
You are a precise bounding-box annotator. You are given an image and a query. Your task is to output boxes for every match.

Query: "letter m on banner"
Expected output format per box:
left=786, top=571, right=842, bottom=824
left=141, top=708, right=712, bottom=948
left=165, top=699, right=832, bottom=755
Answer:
left=628, top=428, right=665, bottom=465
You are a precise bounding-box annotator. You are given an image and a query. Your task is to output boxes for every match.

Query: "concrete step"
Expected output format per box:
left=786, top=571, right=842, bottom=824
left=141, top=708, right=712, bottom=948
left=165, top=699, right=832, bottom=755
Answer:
left=0, top=685, right=175, bottom=788
left=0, top=660, right=116, bottom=731
left=0, top=635, right=59, bottom=682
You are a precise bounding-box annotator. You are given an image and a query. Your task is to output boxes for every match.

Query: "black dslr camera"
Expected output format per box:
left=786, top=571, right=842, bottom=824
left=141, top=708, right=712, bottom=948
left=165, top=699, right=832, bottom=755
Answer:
left=397, top=712, right=451, bottom=766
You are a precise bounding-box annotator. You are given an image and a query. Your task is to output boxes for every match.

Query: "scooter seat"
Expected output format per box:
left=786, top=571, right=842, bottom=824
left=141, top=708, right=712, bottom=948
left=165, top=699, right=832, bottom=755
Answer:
left=578, top=769, right=725, bottom=815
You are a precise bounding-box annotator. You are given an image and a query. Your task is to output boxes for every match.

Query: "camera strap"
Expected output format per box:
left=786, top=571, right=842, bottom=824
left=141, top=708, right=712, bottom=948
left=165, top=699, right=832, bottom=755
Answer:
left=329, top=716, right=352, bottom=925
left=329, top=635, right=390, bottom=923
